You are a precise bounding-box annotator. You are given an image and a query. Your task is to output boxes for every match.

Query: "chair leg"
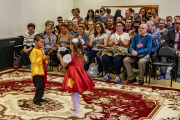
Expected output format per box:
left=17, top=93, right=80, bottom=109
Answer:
left=149, top=66, right=151, bottom=85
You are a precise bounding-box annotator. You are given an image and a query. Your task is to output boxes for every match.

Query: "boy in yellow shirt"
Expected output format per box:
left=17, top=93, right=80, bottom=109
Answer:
left=29, top=34, right=49, bottom=106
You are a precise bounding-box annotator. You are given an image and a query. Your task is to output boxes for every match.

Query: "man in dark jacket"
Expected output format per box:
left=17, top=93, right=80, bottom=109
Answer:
left=166, top=19, right=180, bottom=82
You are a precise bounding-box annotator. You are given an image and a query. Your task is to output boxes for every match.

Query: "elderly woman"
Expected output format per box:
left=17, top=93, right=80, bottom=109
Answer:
left=101, top=22, right=130, bottom=82
left=85, top=22, right=109, bottom=72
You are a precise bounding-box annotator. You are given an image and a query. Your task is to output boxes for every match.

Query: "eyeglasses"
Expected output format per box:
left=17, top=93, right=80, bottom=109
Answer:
left=175, top=23, right=180, bottom=25
left=88, top=24, right=93, bottom=25
left=96, top=26, right=101, bottom=28
left=57, top=20, right=63, bottom=21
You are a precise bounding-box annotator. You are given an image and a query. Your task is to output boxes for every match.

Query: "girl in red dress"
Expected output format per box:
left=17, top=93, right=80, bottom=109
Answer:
left=57, top=38, right=95, bottom=117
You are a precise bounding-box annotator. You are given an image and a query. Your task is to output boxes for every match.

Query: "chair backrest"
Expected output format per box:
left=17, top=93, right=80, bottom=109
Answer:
left=156, top=45, right=175, bottom=58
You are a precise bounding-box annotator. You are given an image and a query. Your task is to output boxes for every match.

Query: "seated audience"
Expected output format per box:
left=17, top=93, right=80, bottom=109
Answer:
left=69, top=9, right=75, bottom=23
left=101, top=21, right=111, bottom=36
left=165, top=16, right=174, bottom=29
left=101, top=22, right=130, bottom=82
left=174, top=15, right=180, bottom=22
left=50, top=24, right=73, bottom=72
left=85, top=20, right=95, bottom=36
left=156, top=19, right=169, bottom=80
left=133, top=8, right=149, bottom=22
left=56, top=16, right=63, bottom=31
left=123, top=24, right=152, bottom=85
left=100, top=8, right=108, bottom=22
left=165, top=19, right=180, bottom=82
left=106, top=8, right=113, bottom=18
left=116, top=16, right=125, bottom=25
left=74, top=25, right=91, bottom=53
left=123, top=10, right=133, bottom=22
left=64, top=19, right=72, bottom=32
left=151, top=7, right=160, bottom=25
left=20, top=23, right=38, bottom=69
left=72, top=8, right=83, bottom=24
left=124, top=19, right=133, bottom=33
left=129, top=19, right=141, bottom=42
left=113, top=9, right=123, bottom=24
left=43, top=25, right=57, bottom=55
left=107, top=17, right=116, bottom=34
left=146, top=21, right=160, bottom=54
left=44, top=21, right=56, bottom=35
left=86, top=22, right=108, bottom=72
left=84, top=9, right=94, bottom=26
left=70, top=21, right=78, bottom=37
left=141, top=18, right=147, bottom=24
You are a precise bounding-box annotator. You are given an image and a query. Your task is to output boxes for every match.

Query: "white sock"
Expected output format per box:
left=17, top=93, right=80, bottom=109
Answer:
left=71, top=92, right=79, bottom=114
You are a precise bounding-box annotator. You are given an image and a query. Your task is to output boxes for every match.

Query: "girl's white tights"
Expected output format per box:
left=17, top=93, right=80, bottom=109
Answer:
left=71, top=92, right=80, bottom=114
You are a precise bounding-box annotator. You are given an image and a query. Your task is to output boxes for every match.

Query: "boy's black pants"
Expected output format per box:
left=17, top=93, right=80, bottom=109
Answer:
left=33, top=76, right=44, bottom=103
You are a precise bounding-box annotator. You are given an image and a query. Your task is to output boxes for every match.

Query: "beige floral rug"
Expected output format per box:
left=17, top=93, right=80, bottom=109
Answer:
left=0, top=69, right=179, bottom=120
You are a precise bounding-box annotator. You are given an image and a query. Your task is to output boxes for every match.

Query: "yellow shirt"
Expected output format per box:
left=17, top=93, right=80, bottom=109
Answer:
left=29, top=47, right=48, bottom=77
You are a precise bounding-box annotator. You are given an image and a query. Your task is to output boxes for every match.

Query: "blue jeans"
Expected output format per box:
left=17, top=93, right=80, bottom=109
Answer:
left=85, top=50, right=102, bottom=72
left=102, top=54, right=125, bottom=75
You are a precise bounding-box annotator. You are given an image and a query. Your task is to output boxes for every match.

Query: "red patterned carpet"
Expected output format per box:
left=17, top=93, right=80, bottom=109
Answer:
left=0, top=69, right=179, bottom=120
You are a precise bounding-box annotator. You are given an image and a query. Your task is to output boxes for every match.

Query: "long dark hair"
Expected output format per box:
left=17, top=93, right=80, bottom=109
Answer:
left=113, top=9, right=123, bottom=22
left=86, top=9, right=94, bottom=21
left=94, top=22, right=105, bottom=37
left=71, top=39, right=85, bottom=59
left=139, top=7, right=147, bottom=18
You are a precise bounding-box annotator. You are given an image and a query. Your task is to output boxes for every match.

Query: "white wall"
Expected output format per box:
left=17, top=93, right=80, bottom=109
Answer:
left=0, top=0, right=74, bottom=38
left=0, top=0, right=179, bottom=38
left=74, top=0, right=180, bottom=20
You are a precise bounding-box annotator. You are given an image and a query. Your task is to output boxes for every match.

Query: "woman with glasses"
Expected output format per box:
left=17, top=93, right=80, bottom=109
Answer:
left=101, top=22, right=130, bottom=83
left=85, top=20, right=95, bottom=36
left=72, top=8, right=83, bottom=24
left=85, top=22, right=108, bottom=72
left=74, top=25, right=92, bottom=53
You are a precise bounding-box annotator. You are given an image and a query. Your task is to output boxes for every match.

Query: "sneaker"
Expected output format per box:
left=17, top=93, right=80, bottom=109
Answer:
left=101, top=75, right=112, bottom=81
left=57, top=66, right=63, bottom=72
left=177, top=75, right=180, bottom=82
left=23, top=64, right=30, bottom=69
left=114, top=76, right=121, bottom=83
left=157, top=75, right=165, bottom=80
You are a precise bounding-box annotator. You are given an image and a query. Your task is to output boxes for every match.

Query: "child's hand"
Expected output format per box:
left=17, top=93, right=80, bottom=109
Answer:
left=43, top=55, right=49, bottom=61
left=57, top=53, right=62, bottom=59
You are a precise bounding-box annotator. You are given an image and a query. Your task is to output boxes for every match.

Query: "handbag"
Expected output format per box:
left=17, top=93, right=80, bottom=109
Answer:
left=127, top=53, right=147, bottom=59
left=87, top=58, right=98, bottom=78
left=13, top=52, right=22, bottom=69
